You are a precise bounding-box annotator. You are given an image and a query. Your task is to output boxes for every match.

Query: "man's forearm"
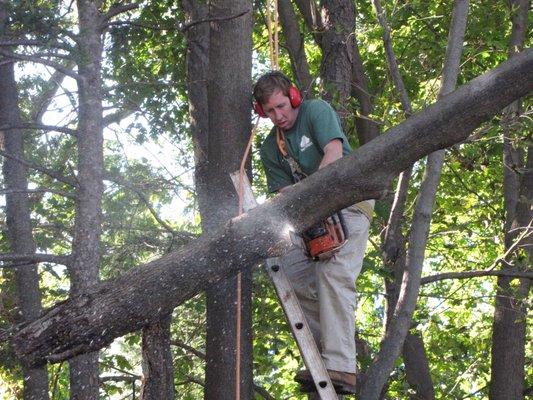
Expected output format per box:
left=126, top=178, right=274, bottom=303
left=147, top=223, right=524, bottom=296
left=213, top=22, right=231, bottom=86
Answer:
left=319, top=139, right=343, bottom=169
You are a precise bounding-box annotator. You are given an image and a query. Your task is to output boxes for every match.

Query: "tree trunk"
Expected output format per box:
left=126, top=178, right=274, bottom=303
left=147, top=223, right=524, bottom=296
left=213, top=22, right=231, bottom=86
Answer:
left=0, top=4, right=50, bottom=398
left=278, top=0, right=313, bottom=94
left=68, top=1, right=104, bottom=398
left=490, top=2, right=530, bottom=398
left=203, top=1, right=253, bottom=399
left=350, top=35, right=380, bottom=145
left=182, top=0, right=210, bottom=223
left=140, top=314, right=175, bottom=399
left=318, top=0, right=356, bottom=123
left=9, top=50, right=533, bottom=368
left=363, top=2, right=469, bottom=398
left=403, top=333, right=434, bottom=400
left=374, top=0, right=427, bottom=397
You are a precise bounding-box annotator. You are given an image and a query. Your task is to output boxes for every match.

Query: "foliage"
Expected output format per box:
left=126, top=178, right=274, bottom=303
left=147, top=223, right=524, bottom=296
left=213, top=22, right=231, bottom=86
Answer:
left=0, top=0, right=531, bottom=399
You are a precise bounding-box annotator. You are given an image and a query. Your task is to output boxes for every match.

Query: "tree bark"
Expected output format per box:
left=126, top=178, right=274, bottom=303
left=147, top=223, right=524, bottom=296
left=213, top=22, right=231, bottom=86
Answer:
left=372, top=0, right=413, bottom=116
left=277, top=0, right=313, bottom=94
left=202, top=1, right=253, bottom=399
left=140, top=314, right=175, bottom=400
left=490, top=1, right=531, bottom=398
left=293, top=0, right=322, bottom=47
left=68, top=1, right=104, bottom=398
left=318, top=0, right=356, bottom=123
left=182, top=0, right=210, bottom=223
left=350, top=35, right=380, bottom=145
left=0, top=4, right=50, bottom=398
left=374, top=1, right=427, bottom=397
left=363, top=2, right=469, bottom=399
left=8, top=50, right=533, bottom=368
left=403, top=333, right=434, bottom=400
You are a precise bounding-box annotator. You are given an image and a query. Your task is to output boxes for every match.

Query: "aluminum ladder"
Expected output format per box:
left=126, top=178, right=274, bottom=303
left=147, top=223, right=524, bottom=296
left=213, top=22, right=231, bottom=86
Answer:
left=231, top=172, right=344, bottom=400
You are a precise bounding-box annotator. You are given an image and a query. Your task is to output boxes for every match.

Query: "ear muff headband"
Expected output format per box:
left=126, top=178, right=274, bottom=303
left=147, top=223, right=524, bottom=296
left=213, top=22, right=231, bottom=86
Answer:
left=254, top=85, right=302, bottom=118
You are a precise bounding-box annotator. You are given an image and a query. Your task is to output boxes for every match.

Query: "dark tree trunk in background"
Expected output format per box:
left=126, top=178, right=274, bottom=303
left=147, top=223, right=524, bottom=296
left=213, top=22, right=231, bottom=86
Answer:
left=403, top=333, right=434, bottom=400
left=201, top=1, right=253, bottom=399
left=318, top=0, right=355, bottom=122
left=0, top=4, right=50, bottom=398
left=140, top=314, right=175, bottom=400
left=278, top=0, right=313, bottom=94
left=182, top=0, right=210, bottom=223
left=294, top=0, right=378, bottom=143
left=350, top=34, right=380, bottom=145
left=490, top=1, right=530, bottom=399
left=68, top=1, right=104, bottom=398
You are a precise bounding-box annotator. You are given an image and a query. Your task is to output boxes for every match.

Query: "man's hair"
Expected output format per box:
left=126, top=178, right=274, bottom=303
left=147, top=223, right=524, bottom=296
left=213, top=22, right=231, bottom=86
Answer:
left=253, top=71, right=293, bottom=105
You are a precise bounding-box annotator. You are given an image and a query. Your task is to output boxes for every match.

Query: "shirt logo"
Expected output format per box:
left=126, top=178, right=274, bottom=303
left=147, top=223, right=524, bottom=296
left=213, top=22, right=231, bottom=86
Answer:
left=300, top=135, right=313, bottom=151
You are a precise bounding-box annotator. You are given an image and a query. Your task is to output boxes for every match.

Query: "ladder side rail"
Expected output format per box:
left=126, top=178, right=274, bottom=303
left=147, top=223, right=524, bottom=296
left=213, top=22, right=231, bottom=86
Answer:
left=230, top=172, right=339, bottom=399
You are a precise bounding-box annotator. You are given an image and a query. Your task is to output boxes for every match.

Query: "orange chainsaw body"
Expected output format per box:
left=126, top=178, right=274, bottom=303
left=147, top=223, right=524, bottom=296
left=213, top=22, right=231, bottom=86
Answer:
left=304, top=215, right=347, bottom=260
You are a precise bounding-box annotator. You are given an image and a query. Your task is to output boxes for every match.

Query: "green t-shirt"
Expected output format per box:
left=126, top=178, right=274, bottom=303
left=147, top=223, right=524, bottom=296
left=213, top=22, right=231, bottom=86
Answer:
left=260, top=99, right=351, bottom=193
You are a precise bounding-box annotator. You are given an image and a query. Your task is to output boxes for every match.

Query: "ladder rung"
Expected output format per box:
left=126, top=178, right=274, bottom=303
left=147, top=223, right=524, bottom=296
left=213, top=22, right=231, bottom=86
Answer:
left=266, top=258, right=339, bottom=399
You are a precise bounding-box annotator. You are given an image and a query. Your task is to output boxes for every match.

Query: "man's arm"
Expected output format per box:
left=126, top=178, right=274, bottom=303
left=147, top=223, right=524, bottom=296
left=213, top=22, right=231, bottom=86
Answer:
left=318, top=139, right=343, bottom=169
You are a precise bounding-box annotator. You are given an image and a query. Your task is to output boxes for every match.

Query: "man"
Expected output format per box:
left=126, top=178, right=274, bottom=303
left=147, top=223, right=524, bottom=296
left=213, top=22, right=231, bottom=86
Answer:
left=253, top=71, right=374, bottom=394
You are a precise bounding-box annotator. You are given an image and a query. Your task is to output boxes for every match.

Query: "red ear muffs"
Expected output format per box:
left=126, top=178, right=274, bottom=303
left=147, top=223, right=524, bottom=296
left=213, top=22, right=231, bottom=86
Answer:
left=288, top=85, right=302, bottom=108
left=254, top=85, right=302, bottom=118
left=254, top=102, right=266, bottom=117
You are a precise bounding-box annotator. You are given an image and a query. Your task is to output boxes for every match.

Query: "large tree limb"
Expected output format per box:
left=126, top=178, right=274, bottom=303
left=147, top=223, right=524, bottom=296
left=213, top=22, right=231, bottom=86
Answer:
left=7, top=49, right=533, bottom=368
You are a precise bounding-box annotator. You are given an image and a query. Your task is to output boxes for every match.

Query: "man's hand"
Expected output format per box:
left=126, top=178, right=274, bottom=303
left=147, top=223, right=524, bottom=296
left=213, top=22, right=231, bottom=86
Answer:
left=319, top=139, right=343, bottom=169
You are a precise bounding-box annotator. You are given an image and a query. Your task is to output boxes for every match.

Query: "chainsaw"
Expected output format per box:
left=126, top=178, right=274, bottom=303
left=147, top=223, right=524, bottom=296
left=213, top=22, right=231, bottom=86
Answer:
left=302, top=212, right=348, bottom=260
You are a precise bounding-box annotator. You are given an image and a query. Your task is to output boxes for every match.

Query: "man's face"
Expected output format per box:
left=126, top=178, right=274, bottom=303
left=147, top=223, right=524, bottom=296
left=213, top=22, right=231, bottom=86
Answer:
left=261, top=89, right=299, bottom=131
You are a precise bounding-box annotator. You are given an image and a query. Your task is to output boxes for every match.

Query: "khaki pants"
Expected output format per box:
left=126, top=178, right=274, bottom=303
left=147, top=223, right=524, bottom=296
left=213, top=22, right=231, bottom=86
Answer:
left=281, top=205, right=370, bottom=373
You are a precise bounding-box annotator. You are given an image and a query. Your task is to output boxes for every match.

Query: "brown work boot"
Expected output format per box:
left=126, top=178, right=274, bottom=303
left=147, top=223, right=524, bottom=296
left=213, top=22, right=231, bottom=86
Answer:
left=294, top=369, right=312, bottom=385
left=328, top=370, right=357, bottom=394
left=295, top=369, right=357, bottom=395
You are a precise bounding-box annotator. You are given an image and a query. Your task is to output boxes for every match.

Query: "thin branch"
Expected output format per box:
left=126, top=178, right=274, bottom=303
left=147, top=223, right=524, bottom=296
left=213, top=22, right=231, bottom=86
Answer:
left=0, top=39, right=73, bottom=52
left=104, top=21, right=173, bottom=31
left=253, top=384, right=276, bottom=400
left=176, top=375, right=205, bottom=387
left=171, top=339, right=205, bottom=360
left=372, top=0, right=413, bottom=116
left=0, top=50, right=79, bottom=80
left=103, top=108, right=139, bottom=127
left=100, top=374, right=141, bottom=384
left=0, top=187, right=75, bottom=199
left=0, top=149, right=78, bottom=187
left=105, top=173, right=190, bottom=239
left=102, top=3, right=139, bottom=22
left=0, top=253, right=72, bottom=267
left=421, top=269, right=533, bottom=284
left=0, top=123, right=78, bottom=136
left=178, top=8, right=251, bottom=33
left=31, top=65, right=72, bottom=123
left=447, top=161, right=500, bottom=214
